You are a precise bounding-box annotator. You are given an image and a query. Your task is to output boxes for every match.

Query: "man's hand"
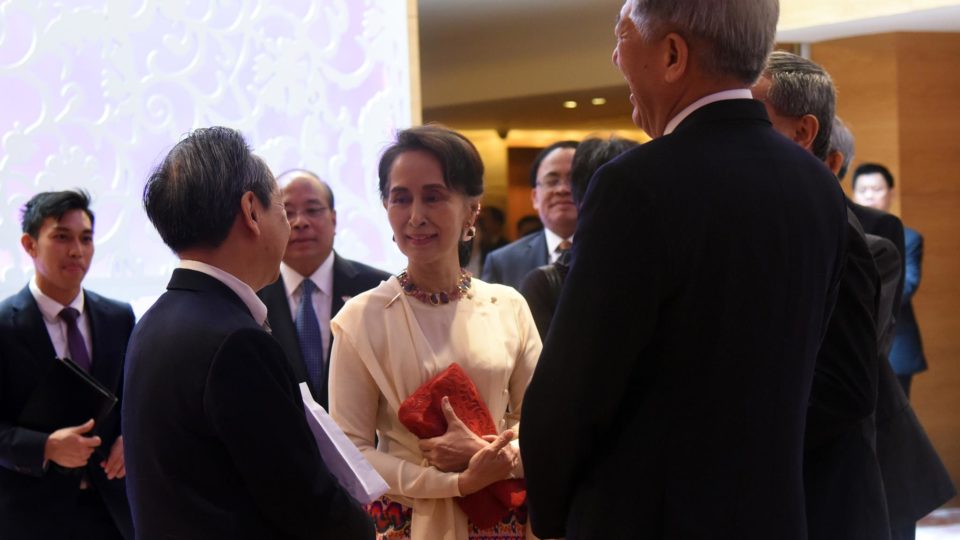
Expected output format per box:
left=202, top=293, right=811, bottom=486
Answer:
left=419, top=396, right=487, bottom=472
left=44, top=419, right=101, bottom=469
left=100, top=435, right=125, bottom=479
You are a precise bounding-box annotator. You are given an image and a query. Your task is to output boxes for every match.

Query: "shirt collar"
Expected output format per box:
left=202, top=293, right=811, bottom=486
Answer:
left=280, top=252, right=335, bottom=298
left=663, top=88, right=755, bottom=136
left=178, top=260, right=268, bottom=326
left=543, top=227, right=573, bottom=255
left=29, top=276, right=84, bottom=323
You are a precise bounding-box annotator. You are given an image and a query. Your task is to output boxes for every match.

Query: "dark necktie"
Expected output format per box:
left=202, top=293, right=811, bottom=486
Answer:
left=59, top=307, right=91, bottom=372
left=556, top=239, right=572, bottom=257
left=295, top=280, right=324, bottom=396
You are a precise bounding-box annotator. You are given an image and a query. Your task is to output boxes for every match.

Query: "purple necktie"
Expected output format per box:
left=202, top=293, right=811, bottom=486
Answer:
left=59, top=307, right=91, bottom=372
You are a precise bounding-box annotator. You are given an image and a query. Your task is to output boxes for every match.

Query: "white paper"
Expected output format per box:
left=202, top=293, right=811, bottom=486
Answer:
left=299, top=383, right=389, bottom=504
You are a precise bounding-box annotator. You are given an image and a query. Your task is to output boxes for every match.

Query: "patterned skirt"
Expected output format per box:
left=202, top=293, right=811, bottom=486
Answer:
left=365, top=496, right=527, bottom=540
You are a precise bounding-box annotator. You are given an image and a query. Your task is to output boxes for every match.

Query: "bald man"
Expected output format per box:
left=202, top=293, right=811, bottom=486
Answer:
left=258, top=170, right=389, bottom=409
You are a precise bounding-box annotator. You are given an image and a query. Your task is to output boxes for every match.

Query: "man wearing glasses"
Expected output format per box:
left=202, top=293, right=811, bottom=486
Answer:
left=482, top=141, right=579, bottom=289
left=259, top=170, right=389, bottom=409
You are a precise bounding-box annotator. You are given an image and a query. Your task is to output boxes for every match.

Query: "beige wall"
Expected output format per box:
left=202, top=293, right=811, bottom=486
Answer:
left=814, top=32, right=960, bottom=505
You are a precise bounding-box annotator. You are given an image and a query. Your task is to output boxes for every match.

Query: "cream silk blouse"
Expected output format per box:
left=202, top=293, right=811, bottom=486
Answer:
left=329, top=276, right=542, bottom=540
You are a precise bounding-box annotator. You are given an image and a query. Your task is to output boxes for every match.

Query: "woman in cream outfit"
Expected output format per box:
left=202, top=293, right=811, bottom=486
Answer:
left=329, top=125, right=541, bottom=540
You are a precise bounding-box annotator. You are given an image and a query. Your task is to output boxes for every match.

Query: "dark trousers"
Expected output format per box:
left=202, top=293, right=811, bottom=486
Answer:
left=73, top=488, right=125, bottom=540
left=897, top=374, right=913, bottom=399
left=892, top=522, right=916, bottom=540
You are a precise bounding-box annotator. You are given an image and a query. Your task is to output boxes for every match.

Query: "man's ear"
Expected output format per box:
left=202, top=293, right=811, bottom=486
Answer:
left=825, top=150, right=844, bottom=177
left=239, top=191, right=261, bottom=236
left=663, top=32, right=689, bottom=83
left=531, top=188, right=541, bottom=211
left=21, top=233, right=37, bottom=258
left=795, top=114, right=820, bottom=153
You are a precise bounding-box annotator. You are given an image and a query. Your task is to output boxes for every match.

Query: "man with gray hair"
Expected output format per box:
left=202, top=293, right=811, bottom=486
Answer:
left=122, top=127, right=373, bottom=539
left=754, top=50, right=890, bottom=539
left=755, top=52, right=955, bottom=540
left=827, top=116, right=856, bottom=180
left=521, top=1, right=849, bottom=538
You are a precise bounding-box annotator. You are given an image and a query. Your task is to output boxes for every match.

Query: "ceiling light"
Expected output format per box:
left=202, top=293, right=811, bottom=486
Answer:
left=562, top=100, right=578, bottom=109
left=591, top=97, right=607, bottom=106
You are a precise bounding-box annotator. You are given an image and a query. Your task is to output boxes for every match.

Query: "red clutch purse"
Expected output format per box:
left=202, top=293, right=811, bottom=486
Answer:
left=398, top=363, right=526, bottom=529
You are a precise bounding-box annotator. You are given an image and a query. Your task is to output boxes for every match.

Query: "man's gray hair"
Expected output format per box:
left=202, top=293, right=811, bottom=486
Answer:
left=630, top=0, right=779, bottom=84
left=828, top=116, right=855, bottom=180
left=761, top=51, right=836, bottom=161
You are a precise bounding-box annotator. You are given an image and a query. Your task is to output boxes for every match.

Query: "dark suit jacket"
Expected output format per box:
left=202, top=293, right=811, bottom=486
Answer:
left=889, top=227, right=926, bottom=375
left=849, top=203, right=906, bottom=312
left=122, top=269, right=373, bottom=539
left=867, top=229, right=955, bottom=528
left=481, top=230, right=549, bottom=289
left=520, top=99, right=849, bottom=539
left=258, top=253, right=389, bottom=409
left=803, top=212, right=889, bottom=540
left=0, top=286, right=135, bottom=539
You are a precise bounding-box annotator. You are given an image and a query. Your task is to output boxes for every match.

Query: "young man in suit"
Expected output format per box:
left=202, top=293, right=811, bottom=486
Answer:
left=258, top=170, right=389, bottom=409
left=481, top=140, right=578, bottom=289
left=0, top=190, right=135, bottom=539
left=852, top=163, right=928, bottom=397
left=122, top=127, right=373, bottom=539
left=757, top=53, right=954, bottom=540
left=521, top=1, right=848, bottom=538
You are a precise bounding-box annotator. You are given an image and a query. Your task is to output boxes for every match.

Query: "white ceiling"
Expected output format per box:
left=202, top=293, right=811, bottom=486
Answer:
left=417, top=0, right=960, bottom=122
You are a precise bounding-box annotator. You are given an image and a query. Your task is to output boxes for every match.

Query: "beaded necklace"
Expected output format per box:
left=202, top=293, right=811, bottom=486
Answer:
left=397, top=268, right=472, bottom=305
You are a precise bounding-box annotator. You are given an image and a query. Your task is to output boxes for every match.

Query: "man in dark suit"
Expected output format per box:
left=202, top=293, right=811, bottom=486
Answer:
left=760, top=54, right=954, bottom=540
left=520, top=2, right=848, bottom=538
left=754, top=50, right=890, bottom=539
left=258, top=170, right=388, bottom=409
left=0, top=190, right=134, bottom=539
left=481, top=140, right=578, bottom=289
left=852, top=163, right=927, bottom=396
left=122, top=127, right=373, bottom=539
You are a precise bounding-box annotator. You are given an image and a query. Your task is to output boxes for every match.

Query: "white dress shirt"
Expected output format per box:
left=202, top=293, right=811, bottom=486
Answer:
left=178, top=260, right=269, bottom=326
left=29, top=277, right=92, bottom=360
left=280, top=254, right=335, bottom=364
left=543, top=227, right=574, bottom=264
left=663, top=88, right=755, bottom=136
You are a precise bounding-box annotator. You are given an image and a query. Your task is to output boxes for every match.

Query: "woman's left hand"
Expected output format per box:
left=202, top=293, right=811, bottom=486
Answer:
left=419, top=396, right=487, bottom=472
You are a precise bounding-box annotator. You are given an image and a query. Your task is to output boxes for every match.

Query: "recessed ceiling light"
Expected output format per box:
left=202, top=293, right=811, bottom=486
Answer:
left=591, top=97, right=607, bottom=106
left=562, top=100, right=578, bottom=109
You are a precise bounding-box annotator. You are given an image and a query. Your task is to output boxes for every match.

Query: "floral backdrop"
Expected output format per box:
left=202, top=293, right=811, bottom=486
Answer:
left=0, top=0, right=412, bottom=314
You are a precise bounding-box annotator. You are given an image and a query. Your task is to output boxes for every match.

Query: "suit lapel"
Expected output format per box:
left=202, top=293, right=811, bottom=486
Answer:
left=530, top=232, right=549, bottom=267
left=331, top=253, right=357, bottom=319
left=260, top=279, right=309, bottom=382
left=10, top=286, right=58, bottom=381
left=85, top=292, right=123, bottom=393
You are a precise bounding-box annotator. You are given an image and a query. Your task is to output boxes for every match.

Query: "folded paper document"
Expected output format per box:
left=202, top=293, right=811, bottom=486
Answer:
left=300, top=383, right=389, bottom=504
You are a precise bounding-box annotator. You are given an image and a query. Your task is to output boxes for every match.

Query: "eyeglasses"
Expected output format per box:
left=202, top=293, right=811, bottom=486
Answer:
left=285, top=206, right=330, bottom=220
left=536, top=177, right=572, bottom=191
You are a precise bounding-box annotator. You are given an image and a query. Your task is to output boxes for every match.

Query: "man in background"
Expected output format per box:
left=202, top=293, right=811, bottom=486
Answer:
left=853, top=163, right=928, bottom=398
left=0, top=190, right=134, bottom=539
left=756, top=51, right=954, bottom=540
left=122, top=127, right=373, bottom=539
left=482, top=140, right=578, bottom=289
left=522, top=1, right=848, bottom=537
left=259, top=170, right=388, bottom=410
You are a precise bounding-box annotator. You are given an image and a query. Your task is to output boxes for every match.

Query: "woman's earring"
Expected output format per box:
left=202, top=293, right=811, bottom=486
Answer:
left=462, top=226, right=476, bottom=242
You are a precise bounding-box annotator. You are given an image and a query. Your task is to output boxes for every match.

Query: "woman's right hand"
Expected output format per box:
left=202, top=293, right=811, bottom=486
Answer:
left=457, top=429, right=518, bottom=495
